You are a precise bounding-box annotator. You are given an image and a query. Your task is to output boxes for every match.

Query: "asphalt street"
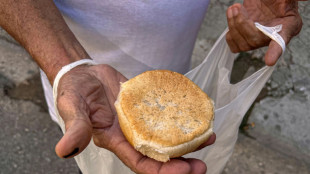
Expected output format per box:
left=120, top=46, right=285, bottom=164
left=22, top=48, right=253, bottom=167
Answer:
left=1, top=0, right=309, bottom=173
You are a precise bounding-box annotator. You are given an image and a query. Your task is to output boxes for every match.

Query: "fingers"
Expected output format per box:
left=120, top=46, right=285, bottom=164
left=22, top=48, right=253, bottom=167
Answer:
left=226, top=33, right=239, bottom=53
left=194, top=133, right=216, bottom=152
left=265, top=40, right=283, bottom=66
left=204, top=133, right=216, bottom=146
left=109, top=138, right=207, bottom=174
left=226, top=3, right=284, bottom=65
left=184, top=158, right=207, bottom=174
left=226, top=4, right=270, bottom=53
left=226, top=4, right=251, bottom=52
left=55, top=118, right=92, bottom=158
left=55, top=91, right=92, bottom=158
left=159, top=159, right=192, bottom=174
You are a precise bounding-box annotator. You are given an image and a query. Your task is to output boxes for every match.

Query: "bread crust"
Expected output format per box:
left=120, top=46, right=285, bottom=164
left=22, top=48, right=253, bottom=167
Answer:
left=115, top=70, right=214, bottom=162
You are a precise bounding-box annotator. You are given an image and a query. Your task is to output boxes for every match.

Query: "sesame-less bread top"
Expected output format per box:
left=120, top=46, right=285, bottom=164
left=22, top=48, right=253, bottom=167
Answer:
left=116, top=70, right=214, bottom=148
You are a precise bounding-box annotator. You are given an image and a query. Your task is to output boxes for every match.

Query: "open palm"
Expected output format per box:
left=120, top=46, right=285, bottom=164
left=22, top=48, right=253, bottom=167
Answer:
left=53, top=64, right=216, bottom=174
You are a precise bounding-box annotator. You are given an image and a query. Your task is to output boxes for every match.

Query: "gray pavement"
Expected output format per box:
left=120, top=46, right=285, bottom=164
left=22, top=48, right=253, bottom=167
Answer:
left=192, top=1, right=310, bottom=160
left=223, top=132, right=310, bottom=174
left=1, top=0, right=310, bottom=174
left=0, top=38, right=78, bottom=173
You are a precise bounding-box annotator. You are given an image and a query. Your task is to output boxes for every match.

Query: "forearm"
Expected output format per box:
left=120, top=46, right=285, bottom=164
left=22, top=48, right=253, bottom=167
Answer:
left=0, top=0, right=89, bottom=84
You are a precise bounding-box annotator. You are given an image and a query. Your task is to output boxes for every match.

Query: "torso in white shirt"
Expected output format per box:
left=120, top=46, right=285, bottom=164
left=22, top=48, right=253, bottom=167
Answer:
left=40, top=1, right=210, bottom=173
left=42, top=0, right=210, bottom=134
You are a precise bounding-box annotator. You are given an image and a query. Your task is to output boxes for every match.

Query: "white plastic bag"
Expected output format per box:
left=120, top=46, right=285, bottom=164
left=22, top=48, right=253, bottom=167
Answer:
left=65, top=23, right=285, bottom=174
left=183, top=22, right=285, bottom=174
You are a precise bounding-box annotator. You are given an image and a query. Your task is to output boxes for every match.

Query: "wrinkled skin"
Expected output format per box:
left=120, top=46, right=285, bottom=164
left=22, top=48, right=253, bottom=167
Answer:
left=53, top=1, right=305, bottom=174
left=55, top=64, right=216, bottom=174
left=226, top=0, right=305, bottom=66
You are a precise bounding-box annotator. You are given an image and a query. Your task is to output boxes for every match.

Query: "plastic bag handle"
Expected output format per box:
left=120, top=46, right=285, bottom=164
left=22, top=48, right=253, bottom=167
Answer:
left=217, top=23, right=286, bottom=110
left=255, top=22, right=286, bottom=54
left=183, top=23, right=287, bottom=174
left=231, top=22, right=286, bottom=94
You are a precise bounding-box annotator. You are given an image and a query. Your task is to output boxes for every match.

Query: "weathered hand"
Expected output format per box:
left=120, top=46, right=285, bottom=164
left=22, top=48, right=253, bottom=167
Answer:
left=53, top=64, right=216, bottom=174
left=226, top=0, right=305, bottom=66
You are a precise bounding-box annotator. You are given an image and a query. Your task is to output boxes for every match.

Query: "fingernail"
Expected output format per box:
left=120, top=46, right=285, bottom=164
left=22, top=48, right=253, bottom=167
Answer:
left=63, top=147, right=79, bottom=158
left=227, top=8, right=233, bottom=18
left=233, top=7, right=238, bottom=17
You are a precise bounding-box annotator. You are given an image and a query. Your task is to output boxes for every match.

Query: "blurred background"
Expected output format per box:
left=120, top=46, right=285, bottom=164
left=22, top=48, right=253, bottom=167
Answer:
left=0, top=0, right=309, bottom=173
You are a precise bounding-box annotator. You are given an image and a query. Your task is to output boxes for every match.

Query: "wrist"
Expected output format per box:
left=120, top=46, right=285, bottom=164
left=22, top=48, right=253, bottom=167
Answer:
left=0, top=0, right=91, bottom=84
left=44, top=59, right=91, bottom=85
left=46, top=57, right=92, bottom=85
left=20, top=20, right=91, bottom=84
left=52, top=59, right=98, bottom=108
left=33, top=41, right=91, bottom=84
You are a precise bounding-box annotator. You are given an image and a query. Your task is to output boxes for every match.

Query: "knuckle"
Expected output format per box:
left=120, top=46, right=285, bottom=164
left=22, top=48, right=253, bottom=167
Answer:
left=226, top=33, right=232, bottom=42
left=250, top=34, right=270, bottom=48
left=239, top=47, right=247, bottom=52
left=236, top=16, right=245, bottom=25
left=239, top=44, right=251, bottom=52
left=232, top=3, right=242, bottom=8
left=229, top=45, right=239, bottom=53
left=231, top=49, right=239, bottom=53
left=248, top=37, right=260, bottom=47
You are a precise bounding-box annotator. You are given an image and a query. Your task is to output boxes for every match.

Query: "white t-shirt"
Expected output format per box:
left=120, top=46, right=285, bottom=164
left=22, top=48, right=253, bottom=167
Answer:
left=40, top=1, right=210, bottom=173
left=42, top=0, right=210, bottom=123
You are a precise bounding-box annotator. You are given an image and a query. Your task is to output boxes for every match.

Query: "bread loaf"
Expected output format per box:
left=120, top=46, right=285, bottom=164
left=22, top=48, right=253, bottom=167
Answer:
left=115, top=70, right=214, bottom=162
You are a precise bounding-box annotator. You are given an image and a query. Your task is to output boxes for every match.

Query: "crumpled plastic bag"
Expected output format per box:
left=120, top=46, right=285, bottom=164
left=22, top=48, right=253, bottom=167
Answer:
left=67, top=23, right=285, bottom=174
left=183, top=22, right=285, bottom=173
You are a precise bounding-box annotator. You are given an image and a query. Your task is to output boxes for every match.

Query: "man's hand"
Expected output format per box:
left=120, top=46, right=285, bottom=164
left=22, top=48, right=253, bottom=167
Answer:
left=226, top=0, right=305, bottom=66
left=0, top=0, right=216, bottom=172
left=54, top=64, right=216, bottom=174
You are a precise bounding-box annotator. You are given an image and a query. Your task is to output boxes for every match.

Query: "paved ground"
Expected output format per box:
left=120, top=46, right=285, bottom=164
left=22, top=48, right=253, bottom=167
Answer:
left=0, top=39, right=79, bottom=173
left=1, top=0, right=310, bottom=174
left=192, top=0, right=310, bottom=159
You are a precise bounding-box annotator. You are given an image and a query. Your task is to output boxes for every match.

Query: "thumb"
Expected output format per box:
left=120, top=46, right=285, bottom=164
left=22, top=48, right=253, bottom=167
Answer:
left=55, top=92, right=92, bottom=158
left=265, top=40, right=283, bottom=66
